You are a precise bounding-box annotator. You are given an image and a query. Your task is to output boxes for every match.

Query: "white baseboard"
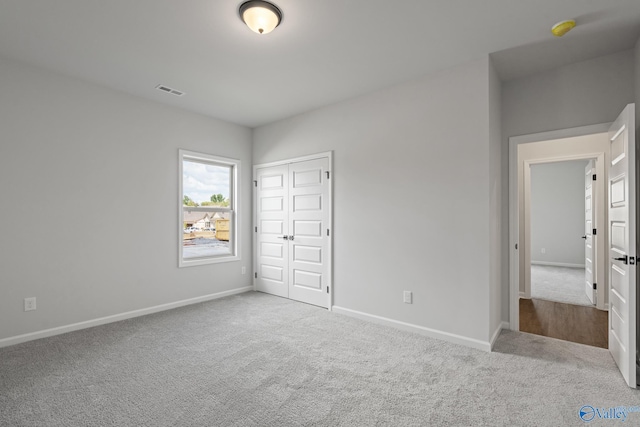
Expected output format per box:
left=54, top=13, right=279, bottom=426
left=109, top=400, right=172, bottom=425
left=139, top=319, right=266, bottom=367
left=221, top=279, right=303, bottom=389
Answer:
left=531, top=261, right=585, bottom=269
left=0, top=286, right=253, bottom=349
left=519, top=291, right=526, bottom=298
left=331, top=306, right=492, bottom=352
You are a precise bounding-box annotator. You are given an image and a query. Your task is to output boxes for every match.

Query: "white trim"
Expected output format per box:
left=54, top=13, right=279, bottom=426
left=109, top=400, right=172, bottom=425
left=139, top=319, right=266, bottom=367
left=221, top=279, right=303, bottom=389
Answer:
left=327, top=152, right=333, bottom=311
left=531, top=261, right=585, bottom=268
left=253, top=151, right=333, bottom=310
left=253, top=151, right=334, bottom=169
left=0, top=287, right=253, bottom=349
left=509, top=123, right=611, bottom=331
left=523, top=158, right=532, bottom=298
left=510, top=124, right=610, bottom=145
left=332, top=306, right=492, bottom=352
left=178, top=149, right=241, bottom=268
left=519, top=291, right=526, bottom=298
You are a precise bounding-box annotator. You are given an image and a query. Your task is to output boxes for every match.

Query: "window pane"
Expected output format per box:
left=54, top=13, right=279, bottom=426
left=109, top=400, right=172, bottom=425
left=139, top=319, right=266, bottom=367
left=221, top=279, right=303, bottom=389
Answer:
left=182, top=160, right=231, bottom=207
left=181, top=156, right=234, bottom=262
left=183, top=211, right=232, bottom=259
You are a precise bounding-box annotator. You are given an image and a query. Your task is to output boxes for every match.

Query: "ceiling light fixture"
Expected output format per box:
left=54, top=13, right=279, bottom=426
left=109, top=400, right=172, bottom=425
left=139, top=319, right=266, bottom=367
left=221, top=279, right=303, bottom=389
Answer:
left=551, top=20, right=576, bottom=37
left=239, top=0, right=282, bottom=35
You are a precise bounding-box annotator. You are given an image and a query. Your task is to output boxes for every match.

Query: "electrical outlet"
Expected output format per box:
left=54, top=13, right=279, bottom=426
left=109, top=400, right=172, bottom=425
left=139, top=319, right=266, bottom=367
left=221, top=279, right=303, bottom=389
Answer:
left=541, top=248, right=546, bottom=254
left=241, top=266, right=246, bottom=275
left=24, top=297, right=36, bottom=312
left=403, top=291, right=412, bottom=304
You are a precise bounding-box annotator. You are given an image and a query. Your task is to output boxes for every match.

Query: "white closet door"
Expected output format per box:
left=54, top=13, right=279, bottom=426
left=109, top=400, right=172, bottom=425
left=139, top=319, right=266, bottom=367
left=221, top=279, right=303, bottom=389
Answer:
left=254, top=156, right=331, bottom=309
left=255, top=164, right=289, bottom=298
left=288, top=158, right=330, bottom=308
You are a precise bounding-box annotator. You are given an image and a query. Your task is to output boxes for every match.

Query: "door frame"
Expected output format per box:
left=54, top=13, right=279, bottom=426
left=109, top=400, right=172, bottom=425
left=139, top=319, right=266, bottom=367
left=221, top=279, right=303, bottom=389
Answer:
left=509, top=123, right=610, bottom=330
left=252, top=151, right=334, bottom=310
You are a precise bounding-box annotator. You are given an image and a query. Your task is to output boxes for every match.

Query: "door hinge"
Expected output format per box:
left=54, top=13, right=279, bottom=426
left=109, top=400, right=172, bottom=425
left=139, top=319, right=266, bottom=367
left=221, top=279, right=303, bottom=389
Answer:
left=327, top=229, right=330, bottom=236
left=592, top=174, right=596, bottom=181
left=326, top=286, right=330, bottom=294
left=255, top=272, right=257, bottom=279
left=515, top=243, right=518, bottom=250
left=593, top=283, right=597, bottom=290
left=593, top=228, right=597, bottom=235
left=255, top=226, right=257, bottom=232
left=254, top=180, right=257, bottom=187
left=326, top=171, right=330, bottom=179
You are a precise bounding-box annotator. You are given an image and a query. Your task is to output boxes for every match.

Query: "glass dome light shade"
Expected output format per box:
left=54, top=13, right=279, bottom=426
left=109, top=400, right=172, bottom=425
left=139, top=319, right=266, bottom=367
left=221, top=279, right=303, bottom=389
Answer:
left=240, top=1, right=282, bottom=35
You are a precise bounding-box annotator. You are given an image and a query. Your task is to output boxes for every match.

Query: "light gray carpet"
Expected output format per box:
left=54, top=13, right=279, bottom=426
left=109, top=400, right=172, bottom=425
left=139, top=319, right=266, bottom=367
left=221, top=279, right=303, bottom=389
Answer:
left=531, top=264, right=593, bottom=307
left=1, top=292, right=638, bottom=426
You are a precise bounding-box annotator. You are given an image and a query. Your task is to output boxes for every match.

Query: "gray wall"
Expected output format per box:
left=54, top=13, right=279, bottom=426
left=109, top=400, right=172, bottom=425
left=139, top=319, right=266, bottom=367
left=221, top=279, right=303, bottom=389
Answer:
left=489, top=60, right=503, bottom=334
left=501, top=49, right=635, bottom=321
left=530, top=160, right=589, bottom=267
left=0, top=58, right=253, bottom=341
left=253, top=57, right=499, bottom=344
left=636, top=38, right=640, bottom=133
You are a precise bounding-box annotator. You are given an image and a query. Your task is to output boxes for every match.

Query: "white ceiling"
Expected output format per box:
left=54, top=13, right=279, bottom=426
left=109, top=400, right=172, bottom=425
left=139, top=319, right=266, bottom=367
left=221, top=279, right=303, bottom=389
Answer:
left=0, top=0, right=639, bottom=127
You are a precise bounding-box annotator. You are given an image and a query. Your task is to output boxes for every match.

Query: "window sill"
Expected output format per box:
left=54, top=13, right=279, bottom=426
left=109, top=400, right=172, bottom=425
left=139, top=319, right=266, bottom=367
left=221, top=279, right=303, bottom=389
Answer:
left=179, top=254, right=240, bottom=268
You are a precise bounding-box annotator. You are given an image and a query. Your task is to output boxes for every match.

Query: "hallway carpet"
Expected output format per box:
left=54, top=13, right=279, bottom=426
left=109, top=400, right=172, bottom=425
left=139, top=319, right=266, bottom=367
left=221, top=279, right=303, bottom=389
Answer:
left=531, top=264, right=592, bottom=306
left=1, top=292, right=638, bottom=426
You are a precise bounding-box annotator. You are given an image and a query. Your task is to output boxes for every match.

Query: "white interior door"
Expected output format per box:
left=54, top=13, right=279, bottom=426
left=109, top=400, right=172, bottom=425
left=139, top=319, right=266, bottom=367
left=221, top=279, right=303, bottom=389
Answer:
left=288, top=158, right=330, bottom=308
left=254, top=155, right=331, bottom=309
left=607, top=103, right=636, bottom=388
left=585, top=160, right=596, bottom=304
left=255, top=164, right=289, bottom=298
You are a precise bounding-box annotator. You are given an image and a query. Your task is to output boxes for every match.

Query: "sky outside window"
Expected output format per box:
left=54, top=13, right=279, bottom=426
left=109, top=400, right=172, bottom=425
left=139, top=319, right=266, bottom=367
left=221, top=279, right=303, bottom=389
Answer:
left=183, top=160, right=230, bottom=204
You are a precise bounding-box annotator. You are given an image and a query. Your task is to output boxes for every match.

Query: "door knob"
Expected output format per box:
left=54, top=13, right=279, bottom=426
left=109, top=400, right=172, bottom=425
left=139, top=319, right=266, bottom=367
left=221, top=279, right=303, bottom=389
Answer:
left=277, top=235, right=289, bottom=240
left=289, top=235, right=294, bottom=241
left=582, top=235, right=587, bottom=239
left=613, top=255, right=628, bottom=265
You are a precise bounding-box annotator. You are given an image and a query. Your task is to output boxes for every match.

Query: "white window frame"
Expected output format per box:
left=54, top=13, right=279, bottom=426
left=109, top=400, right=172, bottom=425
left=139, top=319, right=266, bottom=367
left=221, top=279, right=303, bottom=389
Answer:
left=179, top=149, right=240, bottom=268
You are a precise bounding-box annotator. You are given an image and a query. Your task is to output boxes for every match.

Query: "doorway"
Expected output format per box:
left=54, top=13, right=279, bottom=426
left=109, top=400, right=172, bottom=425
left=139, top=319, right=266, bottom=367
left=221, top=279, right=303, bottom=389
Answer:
left=509, top=125, right=610, bottom=325
left=509, top=104, right=638, bottom=388
left=528, top=159, right=593, bottom=307
left=519, top=153, right=608, bottom=349
left=253, top=152, right=333, bottom=309
left=509, top=126, right=610, bottom=348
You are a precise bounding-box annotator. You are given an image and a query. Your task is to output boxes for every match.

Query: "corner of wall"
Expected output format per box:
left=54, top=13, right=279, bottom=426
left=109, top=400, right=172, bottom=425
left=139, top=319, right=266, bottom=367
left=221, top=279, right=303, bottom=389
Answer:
left=489, top=57, right=504, bottom=337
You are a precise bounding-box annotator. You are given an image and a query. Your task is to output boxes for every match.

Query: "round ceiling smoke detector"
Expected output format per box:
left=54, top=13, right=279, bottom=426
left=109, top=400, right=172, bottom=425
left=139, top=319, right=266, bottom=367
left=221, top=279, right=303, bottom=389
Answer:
left=551, top=20, right=576, bottom=37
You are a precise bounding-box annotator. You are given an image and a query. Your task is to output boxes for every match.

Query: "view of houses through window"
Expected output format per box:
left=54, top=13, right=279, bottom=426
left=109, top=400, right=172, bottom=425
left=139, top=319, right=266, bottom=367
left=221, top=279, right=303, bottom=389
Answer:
left=182, top=208, right=231, bottom=258
left=181, top=155, right=235, bottom=261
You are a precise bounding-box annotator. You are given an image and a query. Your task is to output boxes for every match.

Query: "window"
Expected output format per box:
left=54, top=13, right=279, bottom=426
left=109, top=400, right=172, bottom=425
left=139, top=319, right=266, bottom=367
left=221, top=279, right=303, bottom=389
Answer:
left=179, top=150, right=240, bottom=267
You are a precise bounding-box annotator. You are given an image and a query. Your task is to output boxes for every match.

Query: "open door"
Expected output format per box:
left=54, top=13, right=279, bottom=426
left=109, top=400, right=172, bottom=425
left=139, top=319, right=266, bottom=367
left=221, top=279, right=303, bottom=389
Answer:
left=585, top=160, right=596, bottom=304
left=608, top=103, right=636, bottom=388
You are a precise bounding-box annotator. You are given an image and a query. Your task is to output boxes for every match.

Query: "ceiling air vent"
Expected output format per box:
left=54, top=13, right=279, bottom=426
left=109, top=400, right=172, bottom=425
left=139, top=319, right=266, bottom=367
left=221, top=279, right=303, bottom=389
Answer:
left=155, top=84, right=185, bottom=97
